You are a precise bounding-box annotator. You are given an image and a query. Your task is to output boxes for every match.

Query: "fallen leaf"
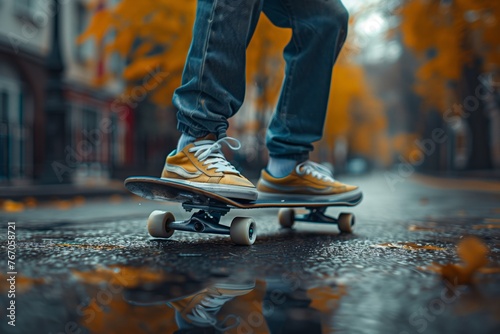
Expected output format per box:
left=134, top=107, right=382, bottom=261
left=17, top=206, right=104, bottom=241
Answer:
left=2, top=200, right=25, bottom=212
left=408, top=225, right=443, bottom=232
left=473, top=224, right=500, bottom=230
left=424, top=236, right=490, bottom=286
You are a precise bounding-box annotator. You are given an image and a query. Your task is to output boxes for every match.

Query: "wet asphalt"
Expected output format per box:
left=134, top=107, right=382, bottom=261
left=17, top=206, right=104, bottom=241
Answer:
left=0, top=173, right=499, bottom=334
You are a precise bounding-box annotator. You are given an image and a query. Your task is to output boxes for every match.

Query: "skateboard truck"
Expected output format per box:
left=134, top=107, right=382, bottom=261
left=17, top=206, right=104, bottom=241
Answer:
left=147, top=205, right=257, bottom=246
left=297, top=207, right=337, bottom=224
left=278, top=207, right=355, bottom=233
left=173, top=209, right=229, bottom=235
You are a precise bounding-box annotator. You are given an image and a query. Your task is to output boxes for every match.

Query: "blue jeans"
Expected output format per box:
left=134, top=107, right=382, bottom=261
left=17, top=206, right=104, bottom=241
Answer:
left=173, top=0, right=349, bottom=161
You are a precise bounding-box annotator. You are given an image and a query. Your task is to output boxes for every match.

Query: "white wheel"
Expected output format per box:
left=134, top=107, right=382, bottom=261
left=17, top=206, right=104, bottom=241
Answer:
left=337, top=212, right=354, bottom=233
left=147, top=210, right=175, bottom=238
left=278, top=208, right=295, bottom=228
left=230, top=217, right=257, bottom=246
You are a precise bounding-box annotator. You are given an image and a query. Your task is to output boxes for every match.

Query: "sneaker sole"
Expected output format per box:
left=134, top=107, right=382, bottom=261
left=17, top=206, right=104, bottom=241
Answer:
left=257, top=187, right=362, bottom=202
left=161, top=178, right=258, bottom=201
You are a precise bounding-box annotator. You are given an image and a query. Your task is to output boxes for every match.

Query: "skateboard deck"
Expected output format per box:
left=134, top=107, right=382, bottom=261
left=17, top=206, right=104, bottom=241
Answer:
left=125, top=176, right=363, bottom=245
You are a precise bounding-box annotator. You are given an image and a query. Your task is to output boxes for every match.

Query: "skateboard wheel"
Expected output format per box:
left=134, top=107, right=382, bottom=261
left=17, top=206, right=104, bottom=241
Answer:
left=147, top=210, right=175, bottom=238
left=337, top=212, right=354, bottom=233
left=230, top=217, right=257, bottom=246
left=278, top=208, right=295, bottom=228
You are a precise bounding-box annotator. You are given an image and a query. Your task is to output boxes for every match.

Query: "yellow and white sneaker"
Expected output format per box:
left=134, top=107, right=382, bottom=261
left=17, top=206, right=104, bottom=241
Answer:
left=257, top=161, right=358, bottom=197
left=161, top=137, right=258, bottom=201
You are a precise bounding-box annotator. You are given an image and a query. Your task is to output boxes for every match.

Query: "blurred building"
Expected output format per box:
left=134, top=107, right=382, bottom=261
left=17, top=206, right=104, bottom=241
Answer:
left=0, top=0, right=131, bottom=186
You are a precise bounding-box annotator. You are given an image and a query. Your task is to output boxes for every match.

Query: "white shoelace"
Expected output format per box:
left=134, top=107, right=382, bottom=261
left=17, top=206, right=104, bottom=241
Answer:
left=296, top=161, right=335, bottom=182
left=186, top=289, right=239, bottom=330
left=188, top=137, right=242, bottom=174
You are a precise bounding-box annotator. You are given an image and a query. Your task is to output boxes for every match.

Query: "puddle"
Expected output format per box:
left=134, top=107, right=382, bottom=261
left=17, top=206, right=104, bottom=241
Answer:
left=0, top=274, right=46, bottom=294
left=72, top=266, right=171, bottom=287
left=67, top=266, right=347, bottom=333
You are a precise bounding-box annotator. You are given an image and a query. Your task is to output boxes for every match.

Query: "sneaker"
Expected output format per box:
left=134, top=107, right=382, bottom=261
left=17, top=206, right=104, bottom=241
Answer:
left=161, top=136, right=258, bottom=201
left=169, top=282, right=255, bottom=330
left=257, top=161, right=358, bottom=196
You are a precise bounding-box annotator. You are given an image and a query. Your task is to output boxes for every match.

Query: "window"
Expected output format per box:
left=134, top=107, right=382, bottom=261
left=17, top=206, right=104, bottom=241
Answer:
left=0, top=64, right=33, bottom=182
left=15, top=0, right=41, bottom=28
left=15, top=0, right=35, bottom=14
left=0, top=90, right=10, bottom=180
left=75, top=1, right=95, bottom=63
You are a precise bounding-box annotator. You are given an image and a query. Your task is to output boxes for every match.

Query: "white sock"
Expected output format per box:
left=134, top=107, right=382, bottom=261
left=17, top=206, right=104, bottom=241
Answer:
left=176, top=133, right=197, bottom=152
left=267, top=157, right=297, bottom=178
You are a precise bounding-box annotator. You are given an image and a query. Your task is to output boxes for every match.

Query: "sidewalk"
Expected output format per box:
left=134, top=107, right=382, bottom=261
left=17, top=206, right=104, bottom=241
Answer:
left=0, top=180, right=128, bottom=201
left=412, top=173, right=500, bottom=193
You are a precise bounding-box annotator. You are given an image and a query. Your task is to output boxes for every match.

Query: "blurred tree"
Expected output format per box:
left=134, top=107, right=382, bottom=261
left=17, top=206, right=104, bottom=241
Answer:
left=79, top=0, right=290, bottom=109
left=317, top=11, right=390, bottom=170
left=79, top=0, right=197, bottom=105
left=397, top=0, right=500, bottom=170
left=320, top=52, right=388, bottom=166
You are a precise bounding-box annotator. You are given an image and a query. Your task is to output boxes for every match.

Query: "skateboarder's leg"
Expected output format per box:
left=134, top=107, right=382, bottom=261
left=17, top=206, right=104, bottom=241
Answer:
left=257, top=0, right=358, bottom=196
left=174, top=0, right=263, bottom=146
left=263, top=0, right=349, bottom=164
left=163, top=0, right=264, bottom=201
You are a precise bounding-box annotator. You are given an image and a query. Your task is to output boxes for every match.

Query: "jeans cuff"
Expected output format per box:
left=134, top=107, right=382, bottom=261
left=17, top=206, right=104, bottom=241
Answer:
left=177, top=123, right=210, bottom=139
left=177, top=123, right=228, bottom=140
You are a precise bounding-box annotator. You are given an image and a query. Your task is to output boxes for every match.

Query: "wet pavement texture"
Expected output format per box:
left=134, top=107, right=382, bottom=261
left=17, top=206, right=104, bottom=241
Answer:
left=1, top=173, right=500, bottom=334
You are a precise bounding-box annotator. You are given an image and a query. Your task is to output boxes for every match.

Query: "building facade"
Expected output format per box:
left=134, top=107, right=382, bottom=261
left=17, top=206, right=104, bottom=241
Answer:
left=0, top=0, right=131, bottom=185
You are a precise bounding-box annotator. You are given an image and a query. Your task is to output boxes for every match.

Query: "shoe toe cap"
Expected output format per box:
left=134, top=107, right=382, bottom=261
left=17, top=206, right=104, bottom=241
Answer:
left=223, top=174, right=256, bottom=188
left=333, top=181, right=358, bottom=193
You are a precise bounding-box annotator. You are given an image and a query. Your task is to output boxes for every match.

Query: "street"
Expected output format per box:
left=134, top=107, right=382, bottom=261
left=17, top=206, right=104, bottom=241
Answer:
left=1, top=173, right=499, bottom=334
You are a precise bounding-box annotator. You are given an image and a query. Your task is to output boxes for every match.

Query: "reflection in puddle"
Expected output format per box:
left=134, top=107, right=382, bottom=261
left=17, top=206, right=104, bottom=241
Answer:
left=71, top=266, right=346, bottom=333
left=0, top=274, right=45, bottom=294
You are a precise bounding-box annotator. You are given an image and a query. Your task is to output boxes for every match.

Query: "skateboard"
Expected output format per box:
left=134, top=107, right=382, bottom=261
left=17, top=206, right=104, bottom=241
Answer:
left=124, top=176, right=363, bottom=246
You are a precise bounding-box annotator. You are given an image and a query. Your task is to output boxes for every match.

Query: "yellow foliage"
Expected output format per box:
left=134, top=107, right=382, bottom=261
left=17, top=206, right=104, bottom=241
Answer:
left=122, top=55, right=163, bottom=81
left=398, top=0, right=500, bottom=112
left=323, top=47, right=387, bottom=164
left=73, top=266, right=177, bottom=333
left=80, top=0, right=196, bottom=103
left=77, top=10, right=113, bottom=44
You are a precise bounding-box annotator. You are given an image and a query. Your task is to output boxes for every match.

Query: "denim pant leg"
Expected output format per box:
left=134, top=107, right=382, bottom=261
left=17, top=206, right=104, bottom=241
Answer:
left=263, top=0, right=349, bottom=161
left=173, top=0, right=263, bottom=139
